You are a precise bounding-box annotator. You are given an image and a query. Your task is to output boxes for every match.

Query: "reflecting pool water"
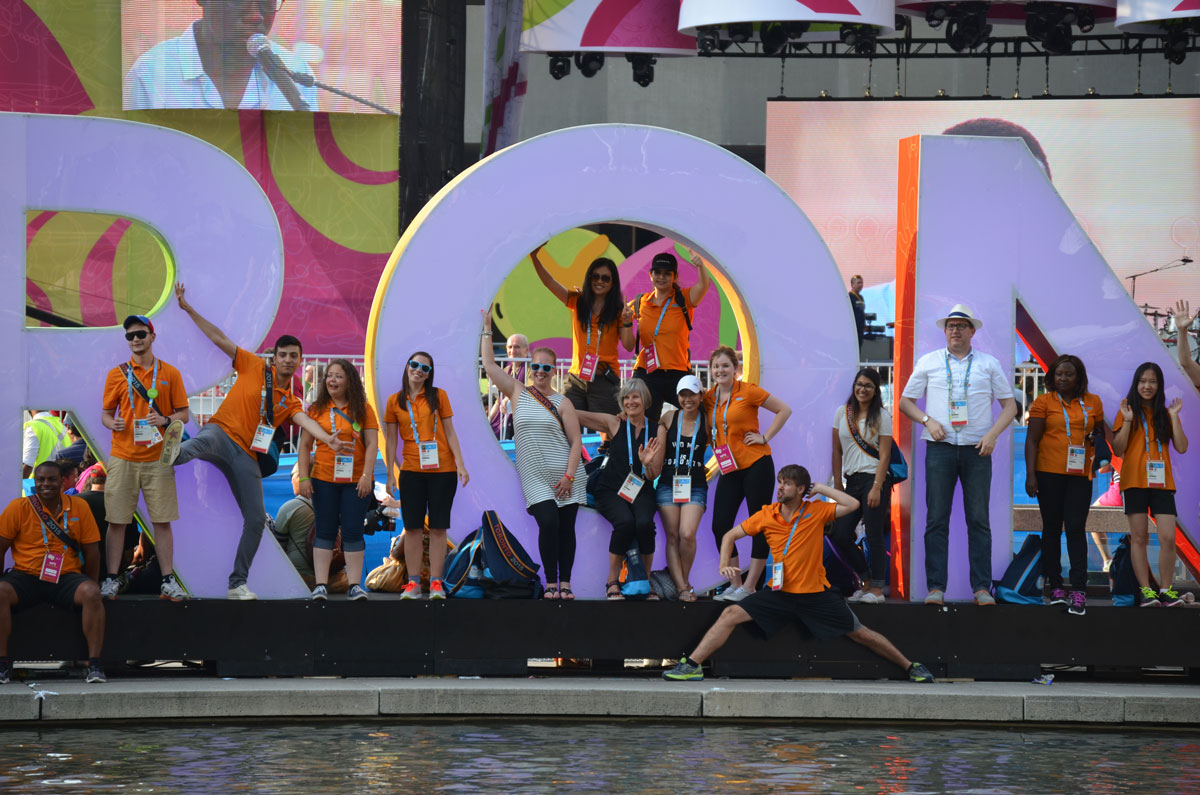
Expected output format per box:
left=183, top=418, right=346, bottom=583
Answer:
left=3, top=721, right=1198, bottom=793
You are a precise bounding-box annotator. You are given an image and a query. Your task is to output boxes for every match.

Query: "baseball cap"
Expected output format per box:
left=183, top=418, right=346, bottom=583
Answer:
left=122, top=314, right=154, bottom=333
left=676, top=374, right=703, bottom=395
left=651, top=252, right=678, bottom=273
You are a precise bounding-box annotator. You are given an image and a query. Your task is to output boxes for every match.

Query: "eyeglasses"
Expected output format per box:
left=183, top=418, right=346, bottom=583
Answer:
left=853, top=382, right=875, bottom=391
left=220, top=0, right=285, bottom=13
left=529, top=363, right=554, bottom=374
left=944, top=322, right=972, bottom=331
left=408, top=360, right=432, bottom=373
left=125, top=330, right=149, bottom=341
left=590, top=273, right=613, bottom=283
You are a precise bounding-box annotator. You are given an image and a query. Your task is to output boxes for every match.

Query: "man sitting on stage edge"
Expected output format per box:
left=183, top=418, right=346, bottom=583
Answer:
left=163, top=282, right=347, bottom=600
left=0, top=462, right=106, bottom=684
left=663, top=465, right=934, bottom=683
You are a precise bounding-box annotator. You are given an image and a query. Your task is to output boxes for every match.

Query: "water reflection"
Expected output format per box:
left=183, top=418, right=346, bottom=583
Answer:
left=1, top=721, right=1198, bottom=793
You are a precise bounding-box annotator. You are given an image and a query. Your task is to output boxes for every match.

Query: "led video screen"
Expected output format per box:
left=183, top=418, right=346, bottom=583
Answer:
left=122, top=0, right=402, bottom=114
left=766, top=99, right=1200, bottom=335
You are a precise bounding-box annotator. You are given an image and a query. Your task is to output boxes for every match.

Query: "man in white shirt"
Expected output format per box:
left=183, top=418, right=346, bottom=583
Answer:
left=897, top=305, right=1017, bottom=606
left=124, top=0, right=318, bottom=111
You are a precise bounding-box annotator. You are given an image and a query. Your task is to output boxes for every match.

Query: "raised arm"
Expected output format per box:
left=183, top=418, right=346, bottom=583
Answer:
left=292, top=411, right=347, bottom=452
left=1112, top=399, right=1134, bottom=458
left=810, top=482, right=861, bottom=519
left=619, top=303, right=636, bottom=351
left=530, top=246, right=570, bottom=304
left=576, top=409, right=620, bottom=437
left=480, top=311, right=523, bottom=402
left=174, top=281, right=237, bottom=360
left=1170, top=300, right=1200, bottom=388
left=687, top=252, right=712, bottom=306
left=1167, top=398, right=1188, bottom=454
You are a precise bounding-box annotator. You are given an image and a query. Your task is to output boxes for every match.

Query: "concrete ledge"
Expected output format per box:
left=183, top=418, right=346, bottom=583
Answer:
left=1124, top=695, right=1200, bottom=725
left=0, top=688, right=40, bottom=721
left=379, top=680, right=703, bottom=718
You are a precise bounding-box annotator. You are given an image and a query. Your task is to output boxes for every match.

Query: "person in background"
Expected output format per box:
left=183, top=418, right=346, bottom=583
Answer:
left=21, top=410, right=69, bottom=479
left=663, top=465, right=934, bottom=684
left=1168, top=300, right=1200, bottom=388
left=578, top=379, right=662, bottom=600
left=58, top=420, right=89, bottom=465
left=488, top=332, right=529, bottom=440
left=530, top=248, right=636, bottom=416
left=383, top=352, right=469, bottom=601
left=56, top=459, right=81, bottom=496
left=652, top=374, right=709, bottom=602
left=0, top=462, right=105, bottom=684
left=274, top=489, right=316, bottom=584
left=1024, top=355, right=1106, bottom=616
left=831, top=367, right=893, bottom=604
left=897, top=304, right=1017, bottom=606
left=77, top=467, right=137, bottom=580
left=297, top=359, right=379, bottom=602
left=1112, top=362, right=1188, bottom=607
left=705, top=346, right=792, bottom=603
left=848, top=274, right=866, bottom=353
left=481, top=312, right=586, bottom=599
left=629, top=250, right=711, bottom=423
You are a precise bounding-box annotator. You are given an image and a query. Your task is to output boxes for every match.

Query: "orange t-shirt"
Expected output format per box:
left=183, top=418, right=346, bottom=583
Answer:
left=564, top=291, right=621, bottom=375
left=741, top=499, right=838, bottom=594
left=306, top=401, right=380, bottom=483
left=102, top=358, right=189, bottom=463
left=384, top=388, right=456, bottom=473
left=210, top=348, right=304, bottom=457
left=1029, top=392, right=1104, bottom=478
left=1114, top=408, right=1175, bottom=491
left=703, top=381, right=772, bottom=469
left=629, top=289, right=695, bottom=372
left=0, top=495, right=100, bottom=576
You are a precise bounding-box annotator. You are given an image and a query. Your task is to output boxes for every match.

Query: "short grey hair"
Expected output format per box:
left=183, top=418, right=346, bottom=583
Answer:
left=618, top=378, right=652, bottom=410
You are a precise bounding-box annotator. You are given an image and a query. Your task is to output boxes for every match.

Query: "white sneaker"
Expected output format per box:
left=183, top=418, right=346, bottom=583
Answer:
left=847, top=588, right=866, bottom=603
left=226, top=584, right=258, bottom=600
left=722, top=586, right=751, bottom=603
left=159, top=576, right=188, bottom=602
left=856, top=591, right=885, bottom=604
left=100, top=577, right=120, bottom=600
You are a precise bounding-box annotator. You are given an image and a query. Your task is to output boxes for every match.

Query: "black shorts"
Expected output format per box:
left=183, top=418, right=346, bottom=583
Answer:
left=0, top=570, right=91, bottom=610
left=1122, top=488, right=1177, bottom=517
left=737, top=588, right=862, bottom=640
left=399, top=470, right=458, bottom=530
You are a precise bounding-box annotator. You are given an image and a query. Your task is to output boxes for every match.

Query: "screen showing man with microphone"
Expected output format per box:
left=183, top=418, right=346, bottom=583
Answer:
left=122, top=1, right=402, bottom=113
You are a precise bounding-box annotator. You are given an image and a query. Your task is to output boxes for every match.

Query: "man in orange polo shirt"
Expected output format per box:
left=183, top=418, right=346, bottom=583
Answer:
left=163, top=283, right=347, bottom=600
left=664, top=464, right=934, bottom=682
left=0, top=462, right=105, bottom=684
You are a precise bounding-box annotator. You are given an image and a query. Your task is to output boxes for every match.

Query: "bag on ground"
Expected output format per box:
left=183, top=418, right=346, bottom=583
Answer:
left=1109, top=534, right=1137, bottom=607
left=995, top=533, right=1043, bottom=604
left=445, top=511, right=541, bottom=598
left=619, top=541, right=652, bottom=599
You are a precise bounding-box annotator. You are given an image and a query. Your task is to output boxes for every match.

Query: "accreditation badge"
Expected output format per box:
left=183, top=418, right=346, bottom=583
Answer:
left=418, top=441, right=440, bottom=470
left=579, top=352, right=598, bottom=382
left=333, top=455, right=355, bottom=483
left=250, top=423, right=275, bottom=453
left=1147, top=460, right=1166, bottom=487
left=770, top=561, right=783, bottom=591
left=1066, top=446, right=1086, bottom=475
left=134, top=418, right=155, bottom=445
left=644, top=344, right=659, bottom=373
left=949, top=399, right=969, bottom=427
left=713, top=444, right=738, bottom=474
left=40, top=550, right=63, bottom=584
left=672, top=475, right=691, bottom=504
left=618, top=472, right=644, bottom=503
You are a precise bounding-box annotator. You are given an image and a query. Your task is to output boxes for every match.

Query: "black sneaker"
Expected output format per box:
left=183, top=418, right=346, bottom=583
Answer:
left=0, top=659, right=11, bottom=684
left=1068, top=590, right=1087, bottom=616
left=662, top=657, right=704, bottom=681
left=908, top=662, right=935, bottom=683
left=85, top=663, right=106, bottom=684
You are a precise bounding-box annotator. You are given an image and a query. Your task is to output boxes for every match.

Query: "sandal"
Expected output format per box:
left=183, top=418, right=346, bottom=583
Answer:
left=647, top=592, right=660, bottom=601
left=544, top=586, right=560, bottom=600
left=606, top=580, right=624, bottom=601
left=559, top=586, right=575, bottom=601
left=679, top=586, right=697, bottom=603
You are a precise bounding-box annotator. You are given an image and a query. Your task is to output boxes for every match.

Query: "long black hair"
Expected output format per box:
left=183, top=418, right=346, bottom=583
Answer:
left=1125, top=361, right=1170, bottom=442
left=1045, top=354, right=1088, bottom=400
left=399, top=350, right=439, bottom=414
left=574, top=257, right=623, bottom=334
left=845, top=367, right=884, bottom=438
left=310, top=359, right=368, bottom=426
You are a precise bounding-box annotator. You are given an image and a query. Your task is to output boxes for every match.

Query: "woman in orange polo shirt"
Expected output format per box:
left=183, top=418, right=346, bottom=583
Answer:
left=1113, top=361, right=1187, bottom=608
left=531, top=248, right=636, bottom=415
left=704, top=346, right=793, bottom=602
left=297, top=359, right=379, bottom=601
left=383, top=351, right=469, bottom=601
left=1024, top=355, right=1105, bottom=615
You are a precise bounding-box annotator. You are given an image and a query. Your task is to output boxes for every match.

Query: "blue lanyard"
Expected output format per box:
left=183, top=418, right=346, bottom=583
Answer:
left=944, top=351, right=973, bottom=399
left=585, top=314, right=601, bottom=349
left=1057, top=393, right=1089, bottom=443
left=782, top=506, right=810, bottom=558
left=37, top=504, right=68, bottom=548
left=1140, top=411, right=1163, bottom=459
left=675, top=411, right=699, bottom=472
left=711, top=386, right=732, bottom=445
left=406, top=394, right=436, bottom=443
left=650, top=295, right=672, bottom=340
left=626, top=418, right=644, bottom=472
left=127, top=358, right=158, bottom=418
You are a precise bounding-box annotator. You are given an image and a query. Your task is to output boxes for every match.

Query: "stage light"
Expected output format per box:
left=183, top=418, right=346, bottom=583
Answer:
left=548, top=53, right=571, bottom=80
left=1077, top=8, right=1095, bottom=32
left=626, top=53, right=657, bottom=87
left=1025, top=4, right=1051, bottom=40
left=727, top=22, right=753, bottom=44
left=761, top=22, right=788, bottom=55
left=696, top=26, right=720, bottom=54
left=840, top=24, right=859, bottom=46
left=926, top=4, right=949, bottom=29
left=946, top=3, right=992, bottom=52
left=574, top=51, right=604, bottom=78
left=895, top=14, right=909, bottom=31
left=786, top=21, right=811, bottom=39
left=1042, top=23, right=1074, bottom=53
left=1163, top=27, right=1190, bottom=64
left=855, top=28, right=879, bottom=54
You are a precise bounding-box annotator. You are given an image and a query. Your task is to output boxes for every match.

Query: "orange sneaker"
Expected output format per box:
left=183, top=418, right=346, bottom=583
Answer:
left=400, top=580, right=422, bottom=600
left=428, top=579, right=446, bottom=600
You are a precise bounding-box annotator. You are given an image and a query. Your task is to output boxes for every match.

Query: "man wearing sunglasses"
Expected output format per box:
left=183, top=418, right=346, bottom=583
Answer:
left=99, top=315, right=192, bottom=602
left=124, top=0, right=318, bottom=111
left=164, top=283, right=347, bottom=599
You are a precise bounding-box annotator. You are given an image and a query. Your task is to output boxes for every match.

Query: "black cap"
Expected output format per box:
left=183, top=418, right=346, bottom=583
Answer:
left=651, top=252, right=678, bottom=273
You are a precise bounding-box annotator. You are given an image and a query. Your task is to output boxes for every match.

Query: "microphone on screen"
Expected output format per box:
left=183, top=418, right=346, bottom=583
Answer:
left=246, top=33, right=310, bottom=111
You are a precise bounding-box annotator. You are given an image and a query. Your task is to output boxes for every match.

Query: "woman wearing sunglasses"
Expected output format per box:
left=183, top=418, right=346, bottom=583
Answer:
left=383, top=352, right=469, bottom=600
left=481, top=312, right=586, bottom=599
left=530, top=248, right=635, bottom=416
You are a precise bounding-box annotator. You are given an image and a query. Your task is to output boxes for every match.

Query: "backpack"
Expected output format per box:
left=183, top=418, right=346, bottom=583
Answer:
left=636, top=287, right=693, bottom=332
left=619, top=541, right=652, bottom=599
left=821, top=537, right=863, bottom=597
left=995, top=533, right=1043, bottom=604
left=445, top=511, right=542, bottom=599
left=1109, top=534, right=1138, bottom=607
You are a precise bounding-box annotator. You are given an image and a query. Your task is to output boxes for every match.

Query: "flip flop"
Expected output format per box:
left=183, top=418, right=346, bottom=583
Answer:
left=679, top=587, right=697, bottom=603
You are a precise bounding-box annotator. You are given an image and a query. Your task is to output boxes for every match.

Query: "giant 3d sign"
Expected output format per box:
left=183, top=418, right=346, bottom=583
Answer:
left=5, top=113, right=1197, bottom=599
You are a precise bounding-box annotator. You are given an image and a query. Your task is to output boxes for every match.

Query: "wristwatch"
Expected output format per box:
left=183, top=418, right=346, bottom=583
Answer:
left=920, top=414, right=930, bottom=425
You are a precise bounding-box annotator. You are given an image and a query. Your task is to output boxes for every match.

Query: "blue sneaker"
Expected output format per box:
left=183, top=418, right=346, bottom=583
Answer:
left=662, top=658, right=703, bottom=681
left=348, top=584, right=368, bottom=601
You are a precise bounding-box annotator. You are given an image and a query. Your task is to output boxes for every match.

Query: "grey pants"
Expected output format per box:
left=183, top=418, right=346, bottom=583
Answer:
left=175, top=423, right=265, bottom=588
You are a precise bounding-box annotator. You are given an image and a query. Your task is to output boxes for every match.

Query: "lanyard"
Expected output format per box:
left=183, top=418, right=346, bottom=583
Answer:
left=711, top=386, right=732, bottom=445
left=650, top=294, right=672, bottom=341
left=944, top=351, right=973, bottom=399
left=625, top=418, right=643, bottom=473
left=406, top=394, right=436, bottom=443
left=585, top=314, right=602, bottom=351
left=675, top=411, right=699, bottom=472
left=1141, top=411, right=1163, bottom=459
left=781, top=506, right=809, bottom=559
left=127, top=358, right=158, bottom=418
left=259, top=365, right=273, bottom=423
left=1056, top=393, right=1089, bottom=443
left=38, top=504, right=68, bottom=548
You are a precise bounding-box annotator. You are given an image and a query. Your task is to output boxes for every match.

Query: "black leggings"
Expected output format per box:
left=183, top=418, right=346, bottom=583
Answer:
left=595, top=486, right=658, bottom=556
left=829, top=471, right=890, bottom=585
left=632, top=367, right=690, bottom=425
left=712, top=454, right=775, bottom=560
left=1035, top=470, right=1092, bottom=590
left=528, top=500, right=579, bottom=583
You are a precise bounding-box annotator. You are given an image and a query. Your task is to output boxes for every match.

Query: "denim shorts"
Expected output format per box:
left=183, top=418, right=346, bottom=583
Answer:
left=655, top=479, right=708, bottom=507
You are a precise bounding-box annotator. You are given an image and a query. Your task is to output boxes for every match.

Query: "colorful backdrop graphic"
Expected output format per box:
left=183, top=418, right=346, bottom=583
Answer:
left=4, top=0, right=399, bottom=354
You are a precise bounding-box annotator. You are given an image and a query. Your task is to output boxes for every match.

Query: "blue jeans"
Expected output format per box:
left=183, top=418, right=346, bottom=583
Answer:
left=924, top=442, right=993, bottom=592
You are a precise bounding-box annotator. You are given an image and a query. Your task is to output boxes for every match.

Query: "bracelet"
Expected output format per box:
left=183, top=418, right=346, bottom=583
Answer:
left=298, top=476, right=310, bottom=482
left=564, top=474, right=575, bottom=482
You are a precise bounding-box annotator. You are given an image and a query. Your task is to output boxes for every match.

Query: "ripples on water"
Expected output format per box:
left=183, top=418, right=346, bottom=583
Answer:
left=2, top=721, right=1198, bottom=793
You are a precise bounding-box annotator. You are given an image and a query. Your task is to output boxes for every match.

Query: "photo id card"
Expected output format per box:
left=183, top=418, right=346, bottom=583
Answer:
left=578, top=352, right=598, bottom=382
left=40, top=550, right=63, bottom=584
left=333, top=454, right=355, bottom=482
left=1147, top=460, right=1166, bottom=487
left=419, top=441, right=440, bottom=470
left=672, top=475, right=691, bottom=503
left=618, top=472, right=644, bottom=503
left=949, top=399, right=968, bottom=427
left=1066, top=445, right=1086, bottom=475
left=251, top=423, right=275, bottom=453
left=713, top=444, right=738, bottom=474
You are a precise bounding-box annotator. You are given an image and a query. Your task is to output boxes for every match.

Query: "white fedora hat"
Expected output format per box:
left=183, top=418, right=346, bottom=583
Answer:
left=936, top=304, right=983, bottom=330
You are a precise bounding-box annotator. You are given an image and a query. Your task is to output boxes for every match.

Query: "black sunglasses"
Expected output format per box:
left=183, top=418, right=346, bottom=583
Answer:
left=125, top=330, right=149, bottom=341
left=590, top=273, right=613, bottom=283
left=408, top=360, right=432, bottom=373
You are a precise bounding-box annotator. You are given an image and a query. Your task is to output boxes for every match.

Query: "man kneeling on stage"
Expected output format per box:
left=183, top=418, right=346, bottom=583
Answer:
left=664, top=465, right=934, bottom=683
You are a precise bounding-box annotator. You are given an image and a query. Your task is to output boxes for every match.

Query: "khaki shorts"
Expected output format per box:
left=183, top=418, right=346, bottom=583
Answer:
left=104, top=456, right=179, bottom=524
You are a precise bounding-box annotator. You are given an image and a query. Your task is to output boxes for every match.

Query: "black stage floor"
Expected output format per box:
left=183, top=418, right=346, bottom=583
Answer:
left=12, top=597, right=1200, bottom=680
